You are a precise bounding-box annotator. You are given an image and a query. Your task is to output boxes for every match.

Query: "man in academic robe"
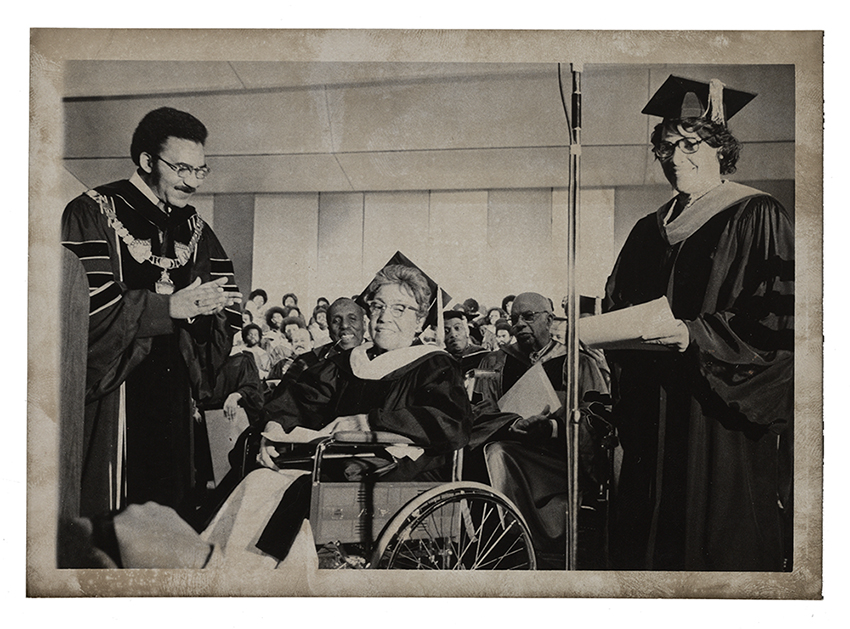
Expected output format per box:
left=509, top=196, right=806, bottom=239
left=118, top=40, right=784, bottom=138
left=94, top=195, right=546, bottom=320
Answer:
left=469, top=292, right=611, bottom=567
left=443, top=309, right=489, bottom=374
left=604, top=76, right=794, bottom=571
left=61, top=107, right=243, bottom=519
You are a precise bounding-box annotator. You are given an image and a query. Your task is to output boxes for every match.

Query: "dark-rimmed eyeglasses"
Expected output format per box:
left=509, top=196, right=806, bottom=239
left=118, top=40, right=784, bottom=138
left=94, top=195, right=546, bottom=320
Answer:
left=367, top=301, right=418, bottom=319
left=510, top=310, right=548, bottom=325
left=652, top=137, right=706, bottom=160
left=154, top=155, right=211, bottom=180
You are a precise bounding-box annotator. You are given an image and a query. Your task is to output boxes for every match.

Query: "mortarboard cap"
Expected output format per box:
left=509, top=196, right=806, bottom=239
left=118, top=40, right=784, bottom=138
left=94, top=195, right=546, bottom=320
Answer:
left=443, top=309, right=476, bottom=323
left=642, top=75, right=757, bottom=126
left=356, top=251, right=451, bottom=328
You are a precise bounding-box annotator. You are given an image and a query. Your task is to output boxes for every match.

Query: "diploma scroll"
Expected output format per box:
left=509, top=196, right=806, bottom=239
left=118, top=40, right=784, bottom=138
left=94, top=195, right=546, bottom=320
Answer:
left=578, top=297, right=678, bottom=351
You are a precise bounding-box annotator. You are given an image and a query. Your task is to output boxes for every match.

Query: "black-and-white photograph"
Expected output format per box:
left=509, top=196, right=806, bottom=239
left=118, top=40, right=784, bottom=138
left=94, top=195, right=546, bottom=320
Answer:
left=26, top=29, right=823, bottom=600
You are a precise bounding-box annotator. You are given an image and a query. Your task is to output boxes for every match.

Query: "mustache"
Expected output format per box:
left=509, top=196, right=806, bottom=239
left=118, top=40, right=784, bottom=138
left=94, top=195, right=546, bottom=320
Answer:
left=176, top=184, right=196, bottom=193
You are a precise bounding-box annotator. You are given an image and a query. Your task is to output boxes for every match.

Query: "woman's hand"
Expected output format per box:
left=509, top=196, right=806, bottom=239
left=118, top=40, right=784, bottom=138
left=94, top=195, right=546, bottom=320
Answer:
left=640, top=319, right=690, bottom=352
left=332, top=414, right=371, bottom=433
left=257, top=435, right=282, bottom=471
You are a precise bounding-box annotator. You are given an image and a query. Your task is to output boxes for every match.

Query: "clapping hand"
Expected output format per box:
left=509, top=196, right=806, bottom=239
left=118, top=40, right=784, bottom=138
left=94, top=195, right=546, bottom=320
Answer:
left=169, top=277, right=243, bottom=320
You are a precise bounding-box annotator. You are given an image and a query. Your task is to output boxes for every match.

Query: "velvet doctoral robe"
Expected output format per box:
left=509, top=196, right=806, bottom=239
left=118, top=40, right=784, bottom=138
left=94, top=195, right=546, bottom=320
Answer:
left=61, top=178, right=242, bottom=517
left=604, top=182, right=794, bottom=571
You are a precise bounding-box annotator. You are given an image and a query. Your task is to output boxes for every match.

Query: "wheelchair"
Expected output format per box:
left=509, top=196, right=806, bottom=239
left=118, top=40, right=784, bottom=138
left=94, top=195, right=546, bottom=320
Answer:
left=268, top=429, right=538, bottom=570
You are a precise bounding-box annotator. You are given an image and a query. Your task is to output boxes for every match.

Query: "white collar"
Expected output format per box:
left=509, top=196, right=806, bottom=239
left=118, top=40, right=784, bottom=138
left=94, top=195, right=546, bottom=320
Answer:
left=349, top=342, right=445, bottom=380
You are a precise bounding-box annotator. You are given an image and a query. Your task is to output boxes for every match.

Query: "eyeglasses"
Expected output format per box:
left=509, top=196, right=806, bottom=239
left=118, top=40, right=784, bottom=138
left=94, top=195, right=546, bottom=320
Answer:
left=652, top=137, right=707, bottom=160
left=154, top=155, right=211, bottom=180
left=510, top=311, right=548, bottom=325
left=367, top=301, right=418, bottom=319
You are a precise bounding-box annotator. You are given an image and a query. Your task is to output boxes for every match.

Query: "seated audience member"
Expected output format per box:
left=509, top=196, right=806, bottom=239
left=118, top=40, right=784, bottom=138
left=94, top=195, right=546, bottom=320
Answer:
left=494, top=319, right=513, bottom=347
left=232, top=309, right=254, bottom=351
left=283, top=306, right=306, bottom=326
left=480, top=307, right=508, bottom=350
left=73, top=264, right=471, bottom=569
left=470, top=292, right=612, bottom=568
left=236, top=323, right=271, bottom=380
left=316, top=296, right=330, bottom=310
left=263, top=306, right=293, bottom=358
left=443, top=310, right=488, bottom=374
left=307, top=305, right=331, bottom=347
left=281, top=292, right=299, bottom=309
left=281, top=315, right=307, bottom=343
left=245, top=289, right=268, bottom=330
left=462, top=298, right=485, bottom=345
left=267, top=327, right=313, bottom=382
left=502, top=294, right=516, bottom=317
left=264, top=297, right=367, bottom=404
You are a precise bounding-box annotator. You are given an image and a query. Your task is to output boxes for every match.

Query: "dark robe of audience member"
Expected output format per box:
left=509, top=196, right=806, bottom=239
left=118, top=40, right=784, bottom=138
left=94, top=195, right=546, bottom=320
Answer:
left=469, top=292, right=613, bottom=569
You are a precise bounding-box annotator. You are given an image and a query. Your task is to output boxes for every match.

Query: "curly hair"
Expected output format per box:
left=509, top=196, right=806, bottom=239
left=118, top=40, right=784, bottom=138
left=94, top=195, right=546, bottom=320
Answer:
left=130, top=107, right=208, bottom=166
left=265, top=306, right=287, bottom=330
left=365, top=264, right=432, bottom=319
left=650, top=118, right=743, bottom=175
left=241, top=323, right=262, bottom=343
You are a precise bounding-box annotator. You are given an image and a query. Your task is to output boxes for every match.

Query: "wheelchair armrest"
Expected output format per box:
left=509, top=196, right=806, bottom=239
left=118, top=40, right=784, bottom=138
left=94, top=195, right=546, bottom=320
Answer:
left=330, top=431, right=415, bottom=446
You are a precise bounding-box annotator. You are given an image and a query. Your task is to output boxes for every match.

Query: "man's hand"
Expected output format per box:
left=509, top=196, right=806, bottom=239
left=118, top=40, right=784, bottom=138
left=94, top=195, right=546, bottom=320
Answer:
left=509, top=404, right=555, bottom=441
left=169, top=277, right=243, bottom=320
left=641, top=318, right=690, bottom=352
left=223, top=392, right=242, bottom=421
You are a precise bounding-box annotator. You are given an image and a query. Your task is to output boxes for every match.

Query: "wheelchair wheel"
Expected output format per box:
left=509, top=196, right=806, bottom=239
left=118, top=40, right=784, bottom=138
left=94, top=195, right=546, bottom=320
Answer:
left=370, top=482, right=537, bottom=570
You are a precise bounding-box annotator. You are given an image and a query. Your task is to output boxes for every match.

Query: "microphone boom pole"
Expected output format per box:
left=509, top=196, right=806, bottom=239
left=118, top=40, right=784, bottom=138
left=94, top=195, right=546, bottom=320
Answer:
left=564, top=62, right=582, bottom=571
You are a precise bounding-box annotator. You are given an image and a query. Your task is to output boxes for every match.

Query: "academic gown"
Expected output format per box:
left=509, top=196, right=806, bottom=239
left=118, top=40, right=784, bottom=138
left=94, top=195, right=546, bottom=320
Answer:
left=192, top=343, right=473, bottom=567
left=263, top=344, right=473, bottom=480
left=469, top=341, right=612, bottom=561
left=604, top=182, right=794, bottom=571
left=61, top=179, right=242, bottom=517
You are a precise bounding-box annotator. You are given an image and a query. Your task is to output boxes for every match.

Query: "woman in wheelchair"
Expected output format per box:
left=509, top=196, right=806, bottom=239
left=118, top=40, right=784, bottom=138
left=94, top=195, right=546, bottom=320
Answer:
left=84, top=263, right=474, bottom=569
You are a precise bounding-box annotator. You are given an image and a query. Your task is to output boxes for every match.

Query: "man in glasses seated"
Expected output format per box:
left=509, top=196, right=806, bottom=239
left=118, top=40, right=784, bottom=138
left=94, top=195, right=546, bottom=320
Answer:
left=61, top=107, right=243, bottom=527
left=469, top=292, right=611, bottom=569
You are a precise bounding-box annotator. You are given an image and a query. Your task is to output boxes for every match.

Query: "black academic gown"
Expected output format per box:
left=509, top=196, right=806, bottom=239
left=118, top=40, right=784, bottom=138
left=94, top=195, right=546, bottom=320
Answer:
left=62, top=179, right=241, bottom=517
left=604, top=187, right=794, bottom=571
left=263, top=345, right=473, bottom=481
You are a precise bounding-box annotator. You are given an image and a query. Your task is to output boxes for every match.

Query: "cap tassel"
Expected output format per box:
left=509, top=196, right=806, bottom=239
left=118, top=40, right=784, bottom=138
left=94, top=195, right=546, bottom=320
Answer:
left=707, top=78, right=726, bottom=125
left=436, top=285, right=445, bottom=349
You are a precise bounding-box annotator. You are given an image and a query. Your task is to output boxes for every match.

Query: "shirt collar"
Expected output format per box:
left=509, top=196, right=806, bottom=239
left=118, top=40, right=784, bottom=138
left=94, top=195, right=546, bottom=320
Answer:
left=129, top=170, right=167, bottom=213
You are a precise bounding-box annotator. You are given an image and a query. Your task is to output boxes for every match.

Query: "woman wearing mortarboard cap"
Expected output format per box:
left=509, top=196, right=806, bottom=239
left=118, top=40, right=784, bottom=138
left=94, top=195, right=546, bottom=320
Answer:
left=604, top=76, right=794, bottom=571
left=75, top=258, right=472, bottom=569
